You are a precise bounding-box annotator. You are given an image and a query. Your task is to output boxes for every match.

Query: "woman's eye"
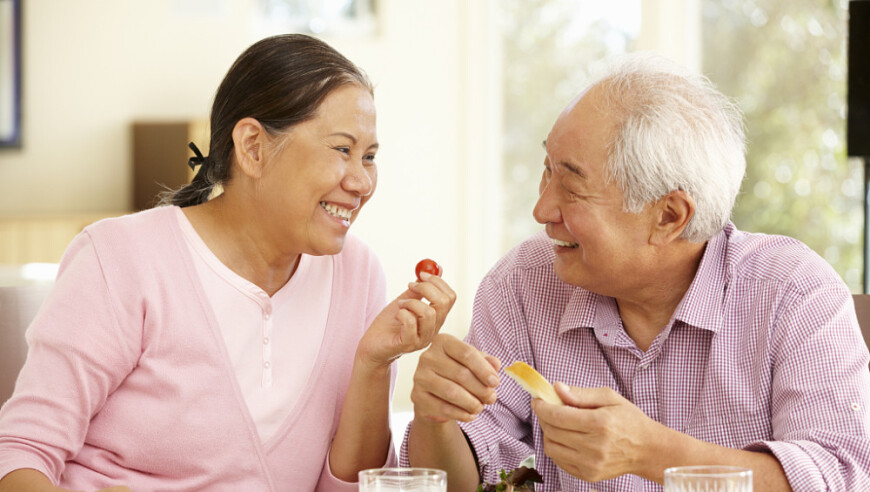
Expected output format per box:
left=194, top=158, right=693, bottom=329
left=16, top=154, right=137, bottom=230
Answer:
left=364, top=153, right=377, bottom=164
left=335, top=146, right=351, bottom=155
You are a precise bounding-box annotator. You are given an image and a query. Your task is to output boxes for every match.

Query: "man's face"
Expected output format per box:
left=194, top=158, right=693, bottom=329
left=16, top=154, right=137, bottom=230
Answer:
left=533, top=87, right=657, bottom=297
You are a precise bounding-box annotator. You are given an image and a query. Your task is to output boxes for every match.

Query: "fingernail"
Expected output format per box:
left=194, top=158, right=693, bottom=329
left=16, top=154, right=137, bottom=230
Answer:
left=488, top=375, right=499, bottom=386
left=420, top=271, right=432, bottom=280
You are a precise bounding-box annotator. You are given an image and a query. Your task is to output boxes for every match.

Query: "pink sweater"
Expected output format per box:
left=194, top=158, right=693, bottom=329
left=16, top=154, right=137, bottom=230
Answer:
left=0, top=206, right=394, bottom=491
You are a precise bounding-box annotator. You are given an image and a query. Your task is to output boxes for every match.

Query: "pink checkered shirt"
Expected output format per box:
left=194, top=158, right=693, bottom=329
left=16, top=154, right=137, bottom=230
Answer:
left=400, top=223, right=870, bottom=491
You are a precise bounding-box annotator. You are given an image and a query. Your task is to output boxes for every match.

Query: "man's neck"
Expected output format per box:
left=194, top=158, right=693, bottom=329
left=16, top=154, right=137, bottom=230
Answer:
left=615, top=241, right=707, bottom=352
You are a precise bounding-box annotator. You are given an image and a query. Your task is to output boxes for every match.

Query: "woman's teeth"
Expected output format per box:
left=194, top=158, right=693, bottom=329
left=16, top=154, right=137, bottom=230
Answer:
left=320, top=202, right=353, bottom=220
left=553, top=238, right=579, bottom=248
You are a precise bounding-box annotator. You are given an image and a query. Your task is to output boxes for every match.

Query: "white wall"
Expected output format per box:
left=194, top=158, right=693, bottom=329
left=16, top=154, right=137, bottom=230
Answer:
left=0, top=0, right=503, bottom=413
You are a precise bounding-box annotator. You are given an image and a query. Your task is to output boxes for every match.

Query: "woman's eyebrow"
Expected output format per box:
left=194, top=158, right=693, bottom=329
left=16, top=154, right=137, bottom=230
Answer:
left=329, top=131, right=357, bottom=143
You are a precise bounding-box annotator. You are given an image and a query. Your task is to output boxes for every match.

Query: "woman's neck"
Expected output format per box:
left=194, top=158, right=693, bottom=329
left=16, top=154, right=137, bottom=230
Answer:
left=182, top=196, right=300, bottom=296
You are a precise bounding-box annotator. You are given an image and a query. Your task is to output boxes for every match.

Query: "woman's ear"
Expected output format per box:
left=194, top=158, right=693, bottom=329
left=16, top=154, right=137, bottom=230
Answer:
left=650, top=190, right=695, bottom=246
left=231, top=117, right=267, bottom=179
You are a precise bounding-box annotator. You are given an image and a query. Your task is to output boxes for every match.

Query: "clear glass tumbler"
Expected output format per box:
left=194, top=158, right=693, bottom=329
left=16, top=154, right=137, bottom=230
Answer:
left=358, top=468, right=447, bottom=492
left=664, top=466, right=752, bottom=492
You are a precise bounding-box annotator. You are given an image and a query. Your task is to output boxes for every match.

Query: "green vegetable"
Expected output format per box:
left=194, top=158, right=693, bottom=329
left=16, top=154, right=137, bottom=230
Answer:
left=476, top=466, right=543, bottom=492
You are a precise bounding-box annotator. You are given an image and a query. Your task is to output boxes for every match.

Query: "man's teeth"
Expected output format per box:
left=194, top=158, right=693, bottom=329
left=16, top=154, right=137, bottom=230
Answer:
left=320, top=202, right=353, bottom=220
left=553, top=238, right=579, bottom=248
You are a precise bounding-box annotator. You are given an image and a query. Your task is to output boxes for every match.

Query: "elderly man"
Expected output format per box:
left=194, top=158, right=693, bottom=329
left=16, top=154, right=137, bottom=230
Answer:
left=402, top=54, right=870, bottom=491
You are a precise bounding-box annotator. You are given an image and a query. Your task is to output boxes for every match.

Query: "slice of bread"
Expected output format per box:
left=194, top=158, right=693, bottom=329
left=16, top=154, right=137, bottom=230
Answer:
left=504, top=361, right=563, bottom=405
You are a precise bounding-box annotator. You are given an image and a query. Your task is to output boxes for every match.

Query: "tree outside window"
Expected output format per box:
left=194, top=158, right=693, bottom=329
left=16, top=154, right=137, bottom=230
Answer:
left=501, top=0, right=861, bottom=292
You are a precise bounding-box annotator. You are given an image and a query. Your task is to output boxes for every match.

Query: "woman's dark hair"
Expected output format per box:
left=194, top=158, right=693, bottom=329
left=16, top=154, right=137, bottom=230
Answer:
left=163, top=34, right=373, bottom=207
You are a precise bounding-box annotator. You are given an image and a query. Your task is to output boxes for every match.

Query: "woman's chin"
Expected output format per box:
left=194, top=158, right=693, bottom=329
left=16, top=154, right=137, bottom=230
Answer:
left=310, top=236, right=346, bottom=257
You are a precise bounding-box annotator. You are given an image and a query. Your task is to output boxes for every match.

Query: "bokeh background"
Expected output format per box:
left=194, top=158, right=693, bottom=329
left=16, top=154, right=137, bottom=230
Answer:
left=0, top=0, right=861, bottom=418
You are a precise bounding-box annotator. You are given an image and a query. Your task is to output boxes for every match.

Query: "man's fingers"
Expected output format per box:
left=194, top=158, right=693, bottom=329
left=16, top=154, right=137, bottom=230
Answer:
left=441, top=336, right=500, bottom=388
left=484, top=354, right=502, bottom=372
left=411, top=387, right=479, bottom=422
left=532, top=398, right=599, bottom=433
left=416, top=354, right=495, bottom=413
left=554, top=382, right=622, bottom=408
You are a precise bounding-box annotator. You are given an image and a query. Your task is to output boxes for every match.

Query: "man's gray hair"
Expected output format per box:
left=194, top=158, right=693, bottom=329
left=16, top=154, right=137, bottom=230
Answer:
left=591, top=53, right=746, bottom=243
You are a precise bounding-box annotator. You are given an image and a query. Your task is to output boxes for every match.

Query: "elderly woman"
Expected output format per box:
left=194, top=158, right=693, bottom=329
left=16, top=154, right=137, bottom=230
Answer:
left=0, top=34, right=454, bottom=491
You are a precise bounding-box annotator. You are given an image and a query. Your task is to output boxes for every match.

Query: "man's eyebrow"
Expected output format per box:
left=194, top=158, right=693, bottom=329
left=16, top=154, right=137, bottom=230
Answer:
left=558, top=160, right=586, bottom=179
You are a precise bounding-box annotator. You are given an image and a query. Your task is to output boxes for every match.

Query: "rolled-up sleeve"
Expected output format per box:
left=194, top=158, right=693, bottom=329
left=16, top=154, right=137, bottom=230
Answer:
left=745, top=283, right=870, bottom=490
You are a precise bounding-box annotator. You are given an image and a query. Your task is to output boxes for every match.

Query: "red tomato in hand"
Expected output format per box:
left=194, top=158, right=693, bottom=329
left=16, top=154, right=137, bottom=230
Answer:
left=415, top=259, right=443, bottom=281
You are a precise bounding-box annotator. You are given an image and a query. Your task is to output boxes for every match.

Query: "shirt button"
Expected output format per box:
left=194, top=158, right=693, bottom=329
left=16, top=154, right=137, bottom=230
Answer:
left=264, top=313, right=271, bottom=320
left=263, top=337, right=270, bottom=345
left=264, top=361, right=271, bottom=369
left=638, top=362, right=649, bottom=370
left=852, top=402, right=861, bottom=411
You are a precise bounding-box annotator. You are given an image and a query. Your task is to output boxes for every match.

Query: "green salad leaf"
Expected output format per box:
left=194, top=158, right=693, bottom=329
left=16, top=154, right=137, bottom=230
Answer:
left=476, top=466, right=543, bottom=492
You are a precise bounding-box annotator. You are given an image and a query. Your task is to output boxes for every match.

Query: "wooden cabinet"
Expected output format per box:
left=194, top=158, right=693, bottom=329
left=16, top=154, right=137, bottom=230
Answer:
left=132, top=120, right=208, bottom=210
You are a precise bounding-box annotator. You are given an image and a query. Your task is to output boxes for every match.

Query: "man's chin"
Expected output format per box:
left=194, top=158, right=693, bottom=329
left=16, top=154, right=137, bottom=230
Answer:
left=553, top=259, right=583, bottom=286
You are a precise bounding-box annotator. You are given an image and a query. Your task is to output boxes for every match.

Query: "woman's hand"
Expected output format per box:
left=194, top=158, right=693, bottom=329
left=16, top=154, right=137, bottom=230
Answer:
left=356, top=270, right=456, bottom=369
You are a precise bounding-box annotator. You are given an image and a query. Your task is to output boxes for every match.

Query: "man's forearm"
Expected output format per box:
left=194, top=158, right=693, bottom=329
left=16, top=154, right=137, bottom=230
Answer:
left=407, top=419, right=480, bottom=492
left=645, top=427, right=792, bottom=491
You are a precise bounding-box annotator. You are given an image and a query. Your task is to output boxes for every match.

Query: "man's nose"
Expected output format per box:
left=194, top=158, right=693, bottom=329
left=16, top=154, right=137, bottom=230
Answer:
left=533, top=180, right=561, bottom=224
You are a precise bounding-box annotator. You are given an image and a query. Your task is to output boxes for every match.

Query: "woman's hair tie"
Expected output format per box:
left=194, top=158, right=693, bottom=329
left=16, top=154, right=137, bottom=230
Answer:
left=187, top=142, right=208, bottom=171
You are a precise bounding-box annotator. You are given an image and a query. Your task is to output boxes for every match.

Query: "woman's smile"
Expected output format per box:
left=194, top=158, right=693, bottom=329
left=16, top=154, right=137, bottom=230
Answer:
left=319, top=200, right=354, bottom=227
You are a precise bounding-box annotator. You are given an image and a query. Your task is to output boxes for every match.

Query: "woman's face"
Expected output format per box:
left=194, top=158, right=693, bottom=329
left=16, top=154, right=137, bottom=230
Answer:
left=257, top=84, right=378, bottom=257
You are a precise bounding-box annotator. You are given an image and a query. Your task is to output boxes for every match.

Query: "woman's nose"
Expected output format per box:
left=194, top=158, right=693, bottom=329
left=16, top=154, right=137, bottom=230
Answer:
left=344, top=160, right=374, bottom=197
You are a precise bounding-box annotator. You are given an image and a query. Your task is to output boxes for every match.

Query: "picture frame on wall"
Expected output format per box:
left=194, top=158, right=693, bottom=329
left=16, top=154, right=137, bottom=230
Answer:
left=0, top=0, right=21, bottom=148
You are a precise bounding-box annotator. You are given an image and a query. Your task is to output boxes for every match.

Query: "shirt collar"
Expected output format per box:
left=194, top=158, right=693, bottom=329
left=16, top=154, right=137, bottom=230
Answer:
left=670, top=223, right=732, bottom=333
left=556, top=223, right=733, bottom=335
left=558, top=289, right=620, bottom=335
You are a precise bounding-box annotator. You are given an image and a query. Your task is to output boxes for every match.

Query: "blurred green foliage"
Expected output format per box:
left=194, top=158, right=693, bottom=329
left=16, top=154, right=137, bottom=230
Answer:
left=702, top=0, right=862, bottom=291
left=501, top=0, right=862, bottom=291
left=501, top=0, right=634, bottom=251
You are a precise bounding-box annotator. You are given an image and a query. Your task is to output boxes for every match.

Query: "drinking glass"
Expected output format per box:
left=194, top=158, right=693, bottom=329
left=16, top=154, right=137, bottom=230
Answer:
left=358, top=468, right=447, bottom=492
left=664, top=466, right=752, bottom=492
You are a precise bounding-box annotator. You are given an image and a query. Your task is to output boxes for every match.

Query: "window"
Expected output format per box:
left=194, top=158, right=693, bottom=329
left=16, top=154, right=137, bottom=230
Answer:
left=500, top=0, right=861, bottom=292
left=501, top=0, right=641, bottom=251
left=703, top=0, right=861, bottom=291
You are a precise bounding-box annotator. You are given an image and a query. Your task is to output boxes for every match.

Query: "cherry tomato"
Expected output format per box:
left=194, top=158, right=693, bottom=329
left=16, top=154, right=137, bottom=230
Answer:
left=415, top=258, right=443, bottom=281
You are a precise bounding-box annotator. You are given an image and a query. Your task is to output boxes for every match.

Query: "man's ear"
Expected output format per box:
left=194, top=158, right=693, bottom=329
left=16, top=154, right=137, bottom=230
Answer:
left=650, top=190, right=695, bottom=246
left=231, top=117, right=267, bottom=179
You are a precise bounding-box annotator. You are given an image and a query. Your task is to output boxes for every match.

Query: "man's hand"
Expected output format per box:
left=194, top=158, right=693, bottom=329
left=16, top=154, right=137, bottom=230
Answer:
left=532, top=382, right=671, bottom=483
left=410, top=333, right=501, bottom=423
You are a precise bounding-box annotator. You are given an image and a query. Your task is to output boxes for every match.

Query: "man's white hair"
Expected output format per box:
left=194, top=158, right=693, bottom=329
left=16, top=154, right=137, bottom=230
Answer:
left=590, top=53, right=746, bottom=243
